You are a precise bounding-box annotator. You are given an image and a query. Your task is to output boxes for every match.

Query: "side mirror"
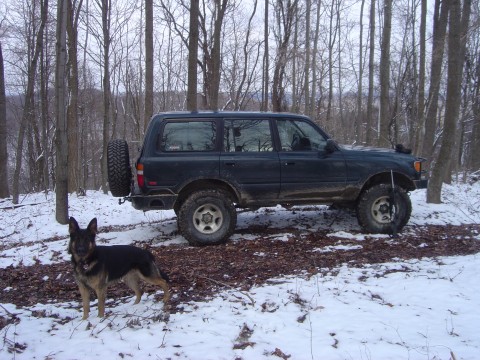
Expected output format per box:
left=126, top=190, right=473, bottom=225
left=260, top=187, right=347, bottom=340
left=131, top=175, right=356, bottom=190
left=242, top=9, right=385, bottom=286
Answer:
left=325, top=139, right=337, bottom=153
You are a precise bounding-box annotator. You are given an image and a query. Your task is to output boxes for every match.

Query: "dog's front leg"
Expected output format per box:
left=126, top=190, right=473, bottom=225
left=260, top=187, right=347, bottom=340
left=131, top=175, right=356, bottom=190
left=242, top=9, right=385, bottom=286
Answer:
left=96, top=286, right=107, bottom=317
left=78, top=283, right=90, bottom=320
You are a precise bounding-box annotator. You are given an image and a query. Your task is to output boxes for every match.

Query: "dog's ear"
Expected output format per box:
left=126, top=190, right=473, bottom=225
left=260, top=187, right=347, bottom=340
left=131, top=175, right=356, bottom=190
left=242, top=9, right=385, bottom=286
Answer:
left=69, top=217, right=79, bottom=234
left=87, top=218, right=98, bottom=235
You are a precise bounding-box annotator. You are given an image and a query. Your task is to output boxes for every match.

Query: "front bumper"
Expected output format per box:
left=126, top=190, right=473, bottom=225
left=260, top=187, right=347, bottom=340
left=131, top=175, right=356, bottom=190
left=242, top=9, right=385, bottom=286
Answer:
left=414, top=179, right=428, bottom=189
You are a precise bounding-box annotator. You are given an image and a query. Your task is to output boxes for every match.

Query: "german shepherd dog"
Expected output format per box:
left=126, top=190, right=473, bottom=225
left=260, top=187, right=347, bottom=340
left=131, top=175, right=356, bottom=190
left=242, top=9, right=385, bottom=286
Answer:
left=68, top=217, right=170, bottom=319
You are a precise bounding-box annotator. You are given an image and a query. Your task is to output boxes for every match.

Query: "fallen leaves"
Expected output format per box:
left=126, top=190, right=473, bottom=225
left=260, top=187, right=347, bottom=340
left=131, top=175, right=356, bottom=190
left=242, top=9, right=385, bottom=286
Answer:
left=0, top=224, right=479, bottom=318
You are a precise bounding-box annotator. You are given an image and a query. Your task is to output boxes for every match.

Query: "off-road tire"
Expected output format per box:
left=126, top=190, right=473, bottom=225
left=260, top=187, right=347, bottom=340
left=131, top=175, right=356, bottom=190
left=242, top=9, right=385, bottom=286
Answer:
left=178, top=189, right=237, bottom=246
left=107, top=139, right=132, bottom=197
left=356, top=183, right=411, bottom=234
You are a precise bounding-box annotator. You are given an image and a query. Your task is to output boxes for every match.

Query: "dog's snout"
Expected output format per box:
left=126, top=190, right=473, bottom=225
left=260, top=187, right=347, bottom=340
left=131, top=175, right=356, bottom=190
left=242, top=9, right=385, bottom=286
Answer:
left=75, top=241, right=89, bottom=257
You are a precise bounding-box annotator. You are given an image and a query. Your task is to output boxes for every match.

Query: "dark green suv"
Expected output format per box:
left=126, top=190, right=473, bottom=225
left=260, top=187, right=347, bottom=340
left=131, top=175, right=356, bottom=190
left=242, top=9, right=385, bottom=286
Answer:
left=107, top=111, right=427, bottom=245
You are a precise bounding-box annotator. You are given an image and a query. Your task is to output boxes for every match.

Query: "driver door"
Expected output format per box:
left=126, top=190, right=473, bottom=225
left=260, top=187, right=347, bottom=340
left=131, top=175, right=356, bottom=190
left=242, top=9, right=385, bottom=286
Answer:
left=276, top=118, right=347, bottom=201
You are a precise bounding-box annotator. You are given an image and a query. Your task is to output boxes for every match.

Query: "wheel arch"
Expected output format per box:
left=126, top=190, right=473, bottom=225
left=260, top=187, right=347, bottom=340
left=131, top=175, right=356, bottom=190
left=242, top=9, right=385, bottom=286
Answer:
left=360, top=171, right=415, bottom=196
left=174, top=179, right=239, bottom=211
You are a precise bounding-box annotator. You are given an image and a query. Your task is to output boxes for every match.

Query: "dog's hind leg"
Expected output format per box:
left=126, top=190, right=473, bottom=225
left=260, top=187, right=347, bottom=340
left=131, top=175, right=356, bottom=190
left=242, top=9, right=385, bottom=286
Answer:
left=123, top=271, right=143, bottom=304
left=141, top=267, right=170, bottom=304
left=78, top=282, right=91, bottom=320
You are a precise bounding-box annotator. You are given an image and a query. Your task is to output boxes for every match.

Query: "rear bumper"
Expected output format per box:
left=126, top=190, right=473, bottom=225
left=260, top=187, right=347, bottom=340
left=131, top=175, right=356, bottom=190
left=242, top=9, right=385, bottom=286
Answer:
left=129, top=194, right=177, bottom=211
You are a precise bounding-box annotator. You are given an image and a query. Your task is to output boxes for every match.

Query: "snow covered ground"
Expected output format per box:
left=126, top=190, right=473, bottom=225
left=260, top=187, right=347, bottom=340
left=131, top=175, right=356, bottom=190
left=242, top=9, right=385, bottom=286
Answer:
left=1, top=182, right=479, bottom=360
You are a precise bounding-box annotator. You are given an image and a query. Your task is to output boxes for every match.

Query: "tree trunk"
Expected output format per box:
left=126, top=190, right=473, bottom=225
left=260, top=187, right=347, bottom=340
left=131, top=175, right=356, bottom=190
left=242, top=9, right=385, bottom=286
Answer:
left=100, top=0, right=111, bottom=194
left=55, top=0, right=69, bottom=223
left=262, top=0, right=269, bottom=111
left=210, top=0, right=228, bottom=110
left=326, top=0, right=337, bottom=128
left=413, top=0, right=427, bottom=154
left=272, top=0, right=297, bottom=112
left=40, top=30, right=50, bottom=193
left=471, top=51, right=480, bottom=172
left=291, top=9, right=298, bottom=113
left=187, top=0, right=199, bottom=111
left=427, top=0, right=472, bottom=203
left=303, top=0, right=311, bottom=114
left=0, top=42, right=9, bottom=198
left=12, top=0, right=48, bottom=204
left=310, top=0, right=322, bottom=118
left=378, top=0, right=392, bottom=148
left=421, top=0, right=449, bottom=161
left=145, top=0, right=154, bottom=125
left=66, top=0, right=82, bottom=193
left=356, top=0, right=365, bottom=144
left=365, top=0, right=375, bottom=145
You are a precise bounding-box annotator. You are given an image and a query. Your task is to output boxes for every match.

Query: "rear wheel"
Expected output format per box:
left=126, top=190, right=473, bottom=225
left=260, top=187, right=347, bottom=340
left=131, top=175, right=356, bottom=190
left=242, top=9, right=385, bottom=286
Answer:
left=107, top=139, right=132, bottom=197
left=177, top=189, right=236, bottom=246
left=356, top=183, right=411, bottom=234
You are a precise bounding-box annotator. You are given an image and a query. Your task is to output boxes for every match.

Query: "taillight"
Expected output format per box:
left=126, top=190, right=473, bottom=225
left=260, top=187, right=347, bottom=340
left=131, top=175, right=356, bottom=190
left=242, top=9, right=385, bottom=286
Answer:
left=136, top=163, right=144, bottom=187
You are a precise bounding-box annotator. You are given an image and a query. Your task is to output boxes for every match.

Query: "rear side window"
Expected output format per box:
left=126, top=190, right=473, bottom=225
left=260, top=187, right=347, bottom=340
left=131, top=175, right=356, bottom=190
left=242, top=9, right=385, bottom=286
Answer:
left=224, top=119, right=273, bottom=152
left=159, top=121, right=216, bottom=152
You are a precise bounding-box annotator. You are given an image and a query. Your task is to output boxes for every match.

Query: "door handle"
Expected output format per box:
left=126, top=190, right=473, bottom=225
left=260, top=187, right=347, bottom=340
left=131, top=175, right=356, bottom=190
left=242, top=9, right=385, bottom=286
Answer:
left=225, top=162, right=236, bottom=166
left=284, top=162, right=295, bottom=166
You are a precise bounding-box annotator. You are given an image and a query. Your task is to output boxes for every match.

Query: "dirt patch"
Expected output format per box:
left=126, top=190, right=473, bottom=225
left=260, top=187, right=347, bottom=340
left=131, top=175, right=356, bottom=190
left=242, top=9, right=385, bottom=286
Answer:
left=1, top=224, right=479, bottom=315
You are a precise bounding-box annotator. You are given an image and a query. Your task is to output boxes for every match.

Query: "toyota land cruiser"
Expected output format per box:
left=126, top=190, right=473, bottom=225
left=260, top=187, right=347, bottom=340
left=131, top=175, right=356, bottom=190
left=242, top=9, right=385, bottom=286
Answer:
left=107, top=111, right=427, bottom=245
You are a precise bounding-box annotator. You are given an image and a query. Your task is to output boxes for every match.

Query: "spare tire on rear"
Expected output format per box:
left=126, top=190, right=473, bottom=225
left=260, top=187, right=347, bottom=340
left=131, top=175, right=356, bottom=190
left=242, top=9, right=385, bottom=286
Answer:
left=107, top=139, right=132, bottom=197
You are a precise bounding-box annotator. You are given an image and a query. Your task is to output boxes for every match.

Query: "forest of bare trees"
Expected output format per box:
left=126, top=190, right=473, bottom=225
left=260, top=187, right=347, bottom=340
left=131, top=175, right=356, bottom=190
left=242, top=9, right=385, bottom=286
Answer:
left=0, top=0, right=479, bottom=221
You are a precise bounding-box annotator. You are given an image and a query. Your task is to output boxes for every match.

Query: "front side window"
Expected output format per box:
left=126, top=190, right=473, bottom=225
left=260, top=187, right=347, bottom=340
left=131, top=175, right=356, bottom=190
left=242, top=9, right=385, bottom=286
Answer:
left=159, top=121, right=216, bottom=152
left=224, top=119, right=273, bottom=152
left=277, top=119, right=327, bottom=151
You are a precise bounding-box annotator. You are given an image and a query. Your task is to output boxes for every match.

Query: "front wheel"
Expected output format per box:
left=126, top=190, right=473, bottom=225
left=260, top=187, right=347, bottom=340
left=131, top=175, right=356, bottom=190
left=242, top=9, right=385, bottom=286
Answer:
left=177, top=190, right=237, bottom=246
left=356, top=184, right=412, bottom=234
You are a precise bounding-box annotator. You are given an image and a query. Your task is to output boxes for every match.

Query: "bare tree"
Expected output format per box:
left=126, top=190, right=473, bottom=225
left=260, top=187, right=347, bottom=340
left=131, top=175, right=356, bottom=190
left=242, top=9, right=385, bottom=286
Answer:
left=470, top=38, right=480, bottom=172
left=427, top=0, right=472, bottom=203
left=0, top=42, right=8, bottom=198
left=187, top=0, right=199, bottom=111
left=325, top=0, right=339, bottom=126
left=262, top=0, right=269, bottom=111
left=378, top=0, right=392, bottom=148
left=365, top=0, right=376, bottom=145
left=145, top=0, right=153, bottom=126
left=413, top=0, right=427, bottom=154
left=421, top=0, right=449, bottom=161
left=55, top=0, right=69, bottom=223
left=12, top=0, right=48, bottom=204
left=222, top=1, right=261, bottom=110
left=199, top=0, right=228, bottom=110
left=356, top=0, right=366, bottom=143
left=309, top=0, right=322, bottom=118
left=99, top=0, right=112, bottom=193
left=272, top=0, right=298, bottom=112
left=67, top=0, right=83, bottom=193
left=39, top=15, right=51, bottom=194
left=303, top=0, right=311, bottom=113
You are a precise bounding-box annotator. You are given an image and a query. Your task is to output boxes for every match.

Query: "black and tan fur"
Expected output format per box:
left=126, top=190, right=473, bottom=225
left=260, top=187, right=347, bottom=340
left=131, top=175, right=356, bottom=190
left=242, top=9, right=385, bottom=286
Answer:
left=68, top=217, right=170, bottom=319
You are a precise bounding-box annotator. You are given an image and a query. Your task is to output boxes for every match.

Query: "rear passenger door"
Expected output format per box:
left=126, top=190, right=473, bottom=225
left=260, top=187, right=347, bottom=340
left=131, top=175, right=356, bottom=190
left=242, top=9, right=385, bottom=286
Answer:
left=220, top=118, right=280, bottom=202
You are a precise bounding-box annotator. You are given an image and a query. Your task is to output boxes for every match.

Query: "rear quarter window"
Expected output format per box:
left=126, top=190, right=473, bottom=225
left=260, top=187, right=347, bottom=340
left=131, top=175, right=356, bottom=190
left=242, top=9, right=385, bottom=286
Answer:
left=158, top=121, right=217, bottom=152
